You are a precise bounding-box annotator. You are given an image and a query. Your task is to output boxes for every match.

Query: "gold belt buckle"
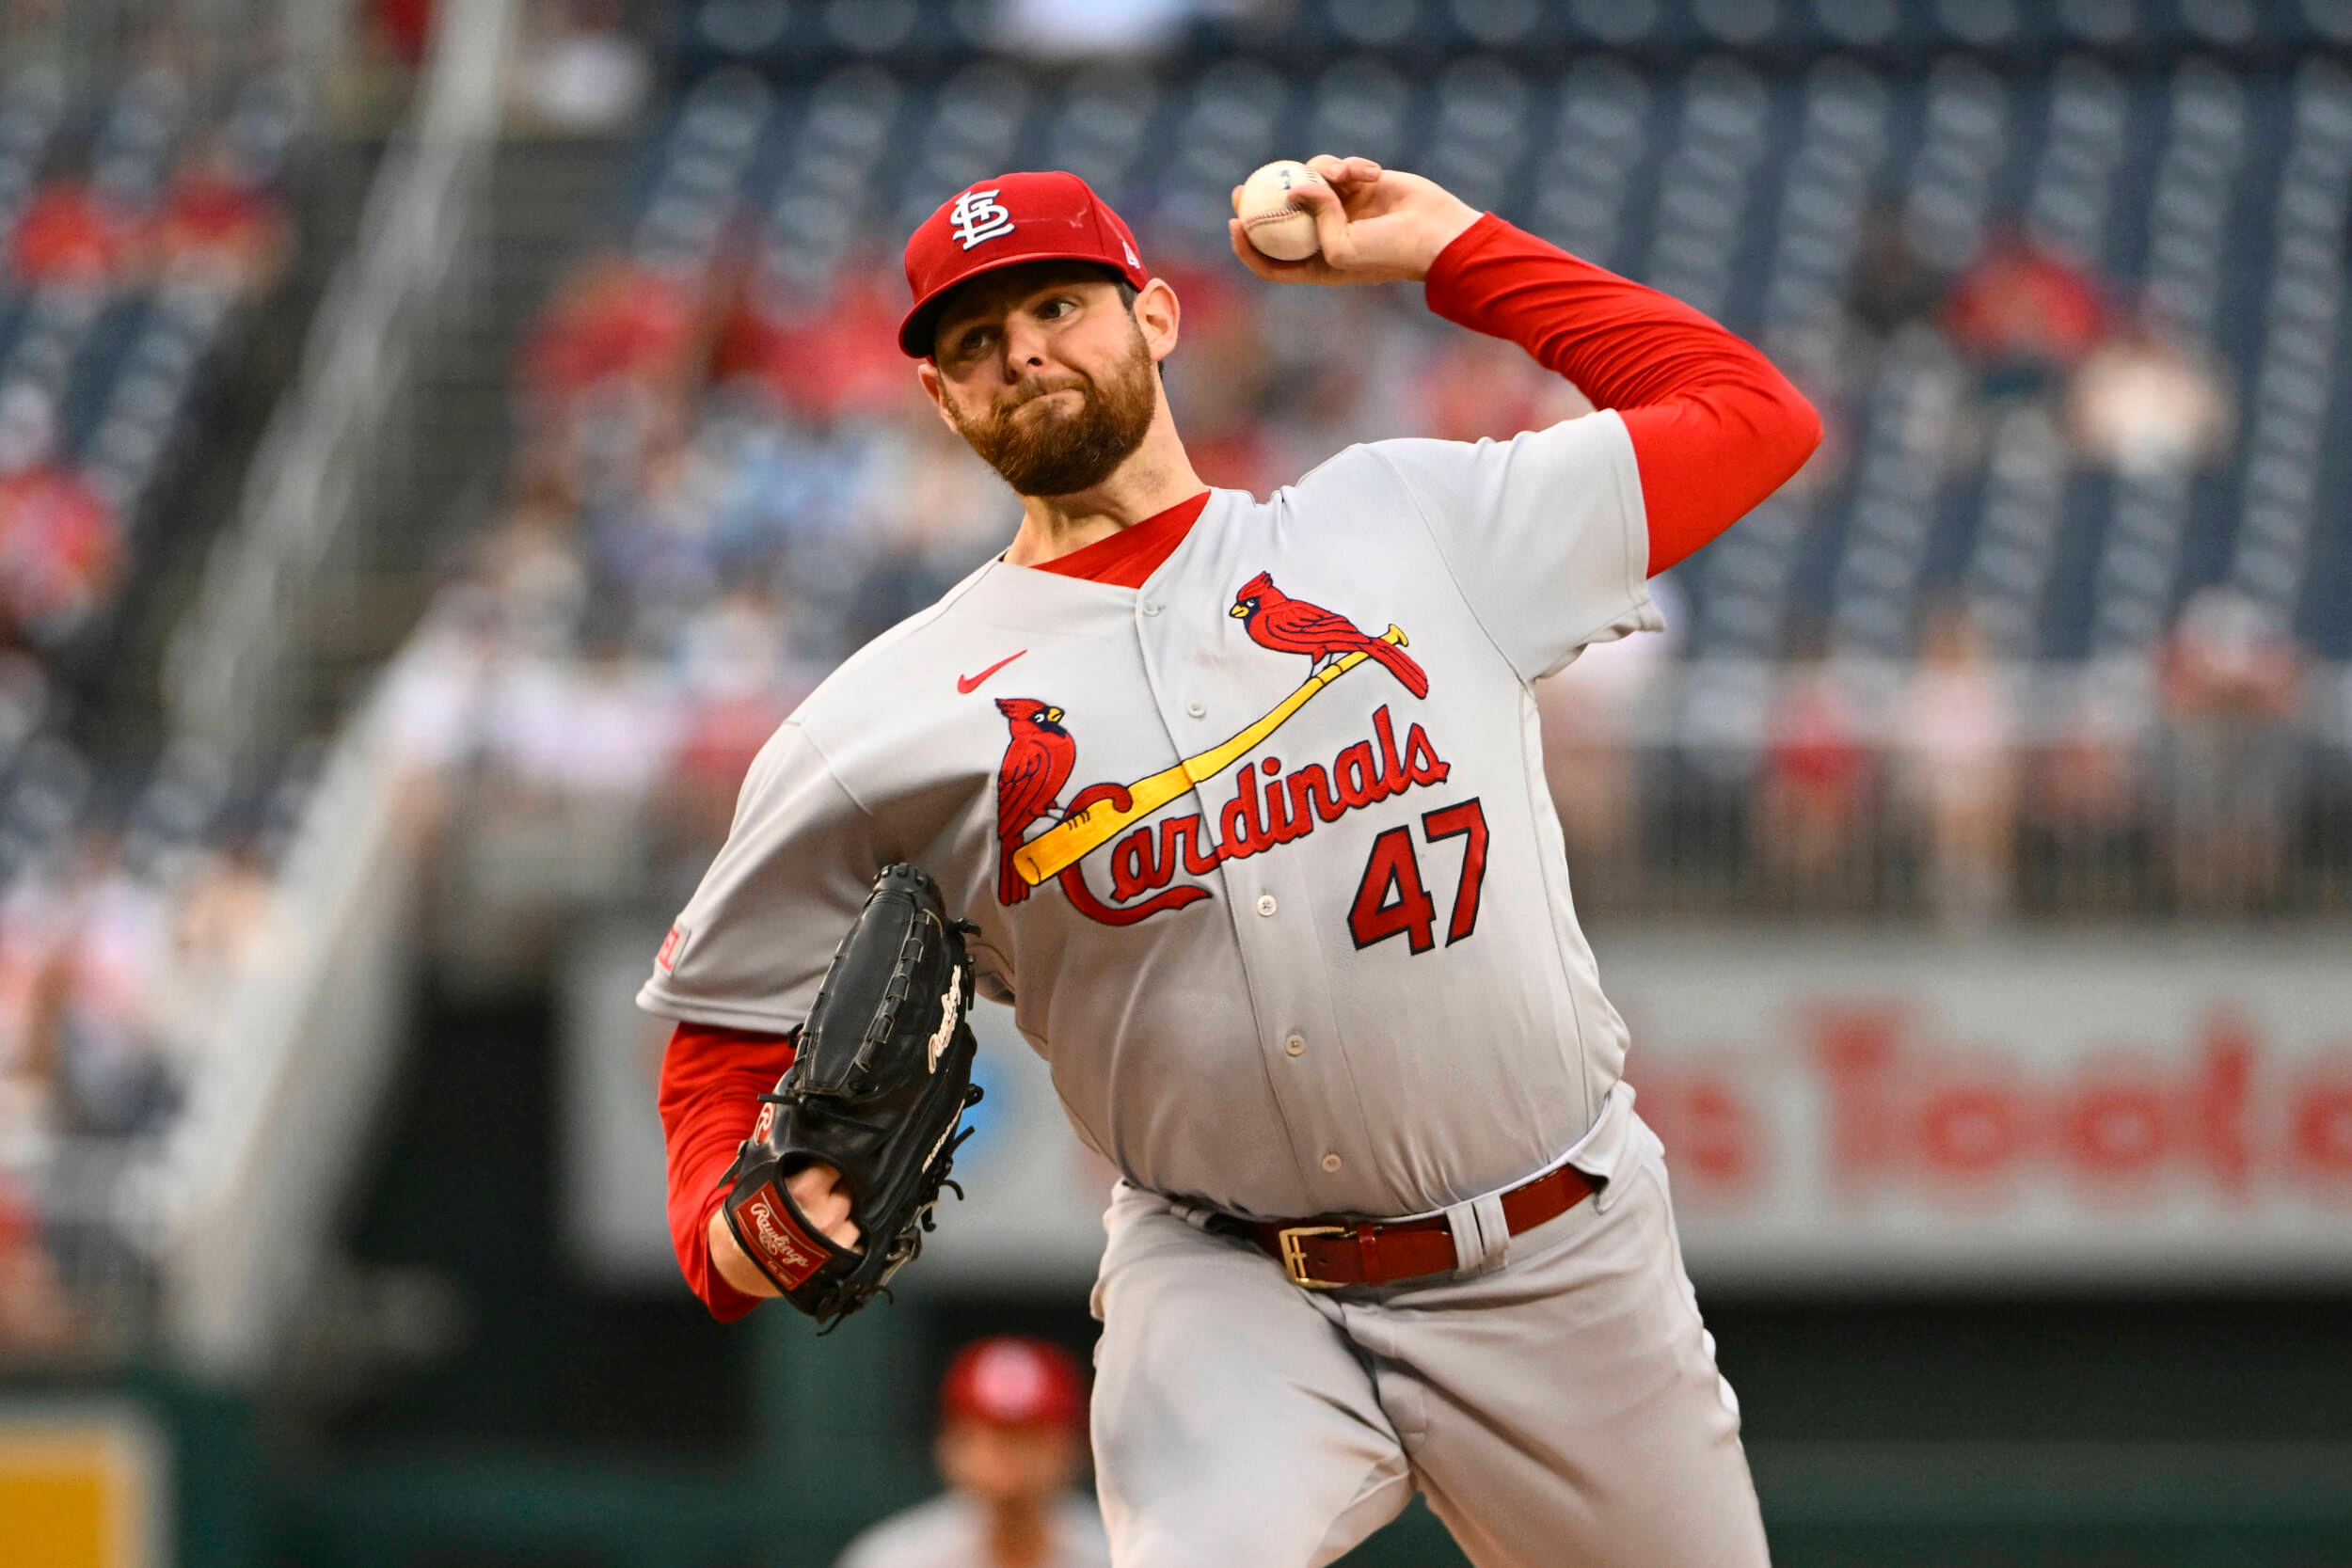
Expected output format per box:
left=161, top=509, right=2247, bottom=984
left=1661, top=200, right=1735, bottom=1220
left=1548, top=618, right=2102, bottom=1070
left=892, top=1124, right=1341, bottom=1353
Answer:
left=1278, top=1224, right=1351, bottom=1290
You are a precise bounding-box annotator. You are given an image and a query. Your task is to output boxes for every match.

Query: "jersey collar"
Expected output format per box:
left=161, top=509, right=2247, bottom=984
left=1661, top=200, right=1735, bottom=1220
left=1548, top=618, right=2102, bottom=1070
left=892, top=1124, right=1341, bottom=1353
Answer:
left=1023, top=489, right=1214, bottom=588
left=961, top=490, right=1240, bottom=630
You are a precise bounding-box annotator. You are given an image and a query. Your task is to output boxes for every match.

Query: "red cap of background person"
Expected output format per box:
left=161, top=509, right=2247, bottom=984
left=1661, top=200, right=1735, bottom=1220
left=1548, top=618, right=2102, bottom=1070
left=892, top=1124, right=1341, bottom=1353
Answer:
left=898, top=171, right=1151, bottom=357
left=939, top=1337, right=1087, bottom=1428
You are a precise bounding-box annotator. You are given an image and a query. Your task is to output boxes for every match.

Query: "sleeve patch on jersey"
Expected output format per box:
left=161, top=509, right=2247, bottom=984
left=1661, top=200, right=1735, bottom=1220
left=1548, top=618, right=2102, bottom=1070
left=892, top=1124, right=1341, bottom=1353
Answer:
left=656, top=922, right=691, bottom=973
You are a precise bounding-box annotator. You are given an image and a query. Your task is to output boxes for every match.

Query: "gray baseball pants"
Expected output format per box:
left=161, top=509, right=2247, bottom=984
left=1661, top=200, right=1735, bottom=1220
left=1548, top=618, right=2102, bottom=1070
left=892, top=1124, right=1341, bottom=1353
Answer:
left=1088, top=1120, right=1771, bottom=1568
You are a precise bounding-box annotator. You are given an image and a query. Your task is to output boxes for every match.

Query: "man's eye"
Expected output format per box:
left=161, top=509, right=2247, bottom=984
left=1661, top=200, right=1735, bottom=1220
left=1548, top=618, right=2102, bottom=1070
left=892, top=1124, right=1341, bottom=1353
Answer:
left=1039, top=297, right=1075, bottom=319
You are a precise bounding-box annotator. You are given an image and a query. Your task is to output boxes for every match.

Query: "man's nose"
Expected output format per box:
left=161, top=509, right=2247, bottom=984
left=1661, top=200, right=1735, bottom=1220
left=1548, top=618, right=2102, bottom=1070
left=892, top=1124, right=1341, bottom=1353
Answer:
left=998, top=315, right=1052, bottom=374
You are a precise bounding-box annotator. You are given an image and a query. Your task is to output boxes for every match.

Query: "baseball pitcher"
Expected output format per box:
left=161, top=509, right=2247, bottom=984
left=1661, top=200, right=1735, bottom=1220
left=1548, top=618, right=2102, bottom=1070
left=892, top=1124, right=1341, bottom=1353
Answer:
left=647, top=157, right=1819, bottom=1566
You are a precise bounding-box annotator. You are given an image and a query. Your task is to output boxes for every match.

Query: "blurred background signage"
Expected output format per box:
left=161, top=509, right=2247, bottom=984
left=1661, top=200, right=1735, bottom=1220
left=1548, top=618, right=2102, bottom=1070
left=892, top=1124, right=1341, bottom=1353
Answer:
left=1608, top=932, right=2352, bottom=1283
left=563, top=926, right=2352, bottom=1289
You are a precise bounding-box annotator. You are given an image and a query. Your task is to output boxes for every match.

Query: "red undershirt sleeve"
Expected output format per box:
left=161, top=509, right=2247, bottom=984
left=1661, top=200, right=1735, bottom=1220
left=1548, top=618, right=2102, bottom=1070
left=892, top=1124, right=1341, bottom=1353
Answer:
left=658, top=1020, right=798, bottom=1321
left=1423, top=214, right=1821, bottom=577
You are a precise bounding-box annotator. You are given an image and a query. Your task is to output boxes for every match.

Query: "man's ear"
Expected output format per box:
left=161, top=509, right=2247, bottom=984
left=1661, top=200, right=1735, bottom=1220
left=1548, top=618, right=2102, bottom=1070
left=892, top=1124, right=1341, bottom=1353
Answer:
left=1135, top=277, right=1181, bottom=365
left=915, top=358, right=961, bottom=434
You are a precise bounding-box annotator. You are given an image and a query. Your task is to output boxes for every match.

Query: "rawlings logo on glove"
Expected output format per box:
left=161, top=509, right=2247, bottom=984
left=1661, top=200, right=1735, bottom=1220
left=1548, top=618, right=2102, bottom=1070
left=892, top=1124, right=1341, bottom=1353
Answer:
left=739, top=1183, right=829, bottom=1289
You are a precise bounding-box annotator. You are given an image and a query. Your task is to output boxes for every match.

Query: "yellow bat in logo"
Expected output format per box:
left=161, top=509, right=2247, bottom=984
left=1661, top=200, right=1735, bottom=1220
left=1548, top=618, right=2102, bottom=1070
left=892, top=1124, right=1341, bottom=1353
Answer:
left=1011, top=626, right=1408, bottom=887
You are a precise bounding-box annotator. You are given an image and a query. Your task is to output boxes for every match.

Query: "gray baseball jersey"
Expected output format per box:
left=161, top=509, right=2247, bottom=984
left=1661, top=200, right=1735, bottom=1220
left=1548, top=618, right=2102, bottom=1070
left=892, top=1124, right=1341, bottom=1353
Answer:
left=834, top=1494, right=1109, bottom=1568
left=639, top=412, right=1659, bottom=1224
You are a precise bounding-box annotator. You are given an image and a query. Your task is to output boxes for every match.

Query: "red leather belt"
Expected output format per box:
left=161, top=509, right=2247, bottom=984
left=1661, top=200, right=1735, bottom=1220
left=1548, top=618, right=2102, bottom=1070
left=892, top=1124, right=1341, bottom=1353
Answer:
left=1235, top=1164, right=1597, bottom=1290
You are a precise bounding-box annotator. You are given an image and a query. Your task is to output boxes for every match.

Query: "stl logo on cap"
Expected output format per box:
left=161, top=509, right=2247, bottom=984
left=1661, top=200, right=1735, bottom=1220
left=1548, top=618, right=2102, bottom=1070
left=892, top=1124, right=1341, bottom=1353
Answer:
left=949, top=186, right=1015, bottom=250
left=898, top=171, right=1151, bottom=356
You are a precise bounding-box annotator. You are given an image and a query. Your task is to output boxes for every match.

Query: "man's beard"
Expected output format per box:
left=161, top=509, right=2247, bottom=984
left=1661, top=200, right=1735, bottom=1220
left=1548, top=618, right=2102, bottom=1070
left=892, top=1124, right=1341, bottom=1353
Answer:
left=946, top=333, right=1158, bottom=498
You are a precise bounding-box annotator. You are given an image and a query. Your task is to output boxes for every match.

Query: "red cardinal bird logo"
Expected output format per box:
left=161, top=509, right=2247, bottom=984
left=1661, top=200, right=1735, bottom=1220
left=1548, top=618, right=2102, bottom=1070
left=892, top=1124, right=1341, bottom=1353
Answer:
left=993, top=697, right=1076, bottom=905
left=1230, top=571, right=1429, bottom=698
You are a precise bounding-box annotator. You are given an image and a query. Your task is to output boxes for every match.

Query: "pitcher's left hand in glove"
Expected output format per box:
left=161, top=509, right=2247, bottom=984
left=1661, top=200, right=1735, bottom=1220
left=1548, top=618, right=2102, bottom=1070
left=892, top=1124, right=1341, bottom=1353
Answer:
left=718, top=863, right=982, bottom=1326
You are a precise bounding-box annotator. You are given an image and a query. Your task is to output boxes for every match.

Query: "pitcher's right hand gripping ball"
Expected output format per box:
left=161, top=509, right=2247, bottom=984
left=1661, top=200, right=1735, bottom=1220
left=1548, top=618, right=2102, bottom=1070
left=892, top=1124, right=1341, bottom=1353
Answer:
left=720, top=863, right=982, bottom=1326
left=1237, top=160, right=1328, bottom=261
left=1229, top=154, right=1483, bottom=287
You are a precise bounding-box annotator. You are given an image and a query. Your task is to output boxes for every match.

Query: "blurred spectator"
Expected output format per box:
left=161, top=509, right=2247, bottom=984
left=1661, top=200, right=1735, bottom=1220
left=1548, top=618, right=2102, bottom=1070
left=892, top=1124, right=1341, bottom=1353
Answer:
left=169, top=840, right=274, bottom=1007
left=711, top=261, right=916, bottom=427
left=0, top=857, right=63, bottom=1136
left=885, top=403, right=1012, bottom=561
left=1157, top=260, right=1282, bottom=496
left=2158, top=587, right=2300, bottom=913
left=522, top=251, right=702, bottom=419
left=1756, top=646, right=1877, bottom=910
left=0, top=1180, right=78, bottom=1362
left=0, top=384, right=124, bottom=647
left=0, top=765, right=282, bottom=1366
left=9, top=170, right=137, bottom=291
left=2068, top=326, right=2232, bottom=477
left=514, top=0, right=651, bottom=133
left=1847, top=201, right=1945, bottom=341
left=342, top=0, right=438, bottom=126
left=476, top=477, right=593, bottom=653
left=835, top=413, right=1006, bottom=644
left=26, top=832, right=176, bottom=1138
left=1536, top=576, right=1683, bottom=911
left=0, top=647, right=47, bottom=751
left=660, top=585, right=802, bottom=853
left=489, top=632, right=680, bottom=804
left=152, top=133, right=294, bottom=297
left=1942, top=230, right=2108, bottom=398
left=371, top=0, right=437, bottom=70
left=1897, top=599, right=2016, bottom=924
left=380, top=585, right=508, bottom=778
left=1422, top=330, right=1565, bottom=445
left=1257, top=284, right=1420, bottom=479
left=580, top=423, right=723, bottom=622
left=836, top=1337, right=1107, bottom=1568
left=2024, top=660, right=2150, bottom=915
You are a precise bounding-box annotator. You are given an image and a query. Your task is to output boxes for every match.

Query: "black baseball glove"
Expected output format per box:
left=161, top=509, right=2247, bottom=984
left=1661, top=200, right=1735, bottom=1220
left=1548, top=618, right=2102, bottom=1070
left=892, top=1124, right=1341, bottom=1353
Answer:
left=719, top=863, right=982, bottom=1326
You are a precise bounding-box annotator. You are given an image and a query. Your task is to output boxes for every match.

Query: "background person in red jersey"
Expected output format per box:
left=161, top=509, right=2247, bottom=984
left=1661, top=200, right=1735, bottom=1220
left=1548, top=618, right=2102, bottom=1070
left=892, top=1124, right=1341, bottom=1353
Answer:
left=9, top=168, right=137, bottom=293
left=834, top=1337, right=1107, bottom=1568
left=0, top=385, right=123, bottom=649
left=152, top=133, right=294, bottom=298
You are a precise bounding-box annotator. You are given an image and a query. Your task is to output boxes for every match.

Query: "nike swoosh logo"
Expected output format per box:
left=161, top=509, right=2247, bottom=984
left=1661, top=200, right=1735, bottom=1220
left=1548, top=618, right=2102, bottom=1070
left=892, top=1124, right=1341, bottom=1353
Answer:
left=957, top=649, right=1028, bottom=694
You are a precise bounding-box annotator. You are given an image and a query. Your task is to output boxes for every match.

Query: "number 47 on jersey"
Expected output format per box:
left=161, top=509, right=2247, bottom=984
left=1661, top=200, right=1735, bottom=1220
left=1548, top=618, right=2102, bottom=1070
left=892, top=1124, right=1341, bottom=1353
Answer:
left=1348, top=798, right=1488, bottom=954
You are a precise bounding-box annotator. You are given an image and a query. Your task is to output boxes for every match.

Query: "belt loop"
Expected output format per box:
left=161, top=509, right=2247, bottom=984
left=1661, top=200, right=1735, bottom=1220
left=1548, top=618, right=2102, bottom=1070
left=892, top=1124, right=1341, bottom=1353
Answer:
left=1444, top=1191, right=1511, bottom=1278
left=1166, top=1197, right=1222, bottom=1233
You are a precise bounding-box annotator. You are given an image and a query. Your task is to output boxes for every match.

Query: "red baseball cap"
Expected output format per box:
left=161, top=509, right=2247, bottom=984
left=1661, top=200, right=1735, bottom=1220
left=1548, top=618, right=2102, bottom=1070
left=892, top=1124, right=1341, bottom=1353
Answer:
left=898, top=171, right=1151, bottom=357
left=939, top=1337, right=1088, bottom=1428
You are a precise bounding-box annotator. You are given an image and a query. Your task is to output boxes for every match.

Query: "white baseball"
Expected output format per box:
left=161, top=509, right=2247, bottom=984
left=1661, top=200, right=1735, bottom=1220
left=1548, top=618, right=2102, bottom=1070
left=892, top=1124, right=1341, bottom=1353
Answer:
left=1238, top=160, right=1327, bottom=261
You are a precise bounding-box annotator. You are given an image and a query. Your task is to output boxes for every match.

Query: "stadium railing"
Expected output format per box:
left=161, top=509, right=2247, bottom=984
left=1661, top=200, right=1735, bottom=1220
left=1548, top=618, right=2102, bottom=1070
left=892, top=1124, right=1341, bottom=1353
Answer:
left=164, top=0, right=518, bottom=776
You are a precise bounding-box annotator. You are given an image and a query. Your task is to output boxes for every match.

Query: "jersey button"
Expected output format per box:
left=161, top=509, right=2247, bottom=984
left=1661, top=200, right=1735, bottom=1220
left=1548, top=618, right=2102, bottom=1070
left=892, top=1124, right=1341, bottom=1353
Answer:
left=1284, top=1033, right=1306, bottom=1057
left=1186, top=698, right=1205, bottom=718
left=1256, top=893, right=1278, bottom=916
left=1320, top=1152, right=1343, bottom=1173
left=1141, top=600, right=1161, bottom=616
